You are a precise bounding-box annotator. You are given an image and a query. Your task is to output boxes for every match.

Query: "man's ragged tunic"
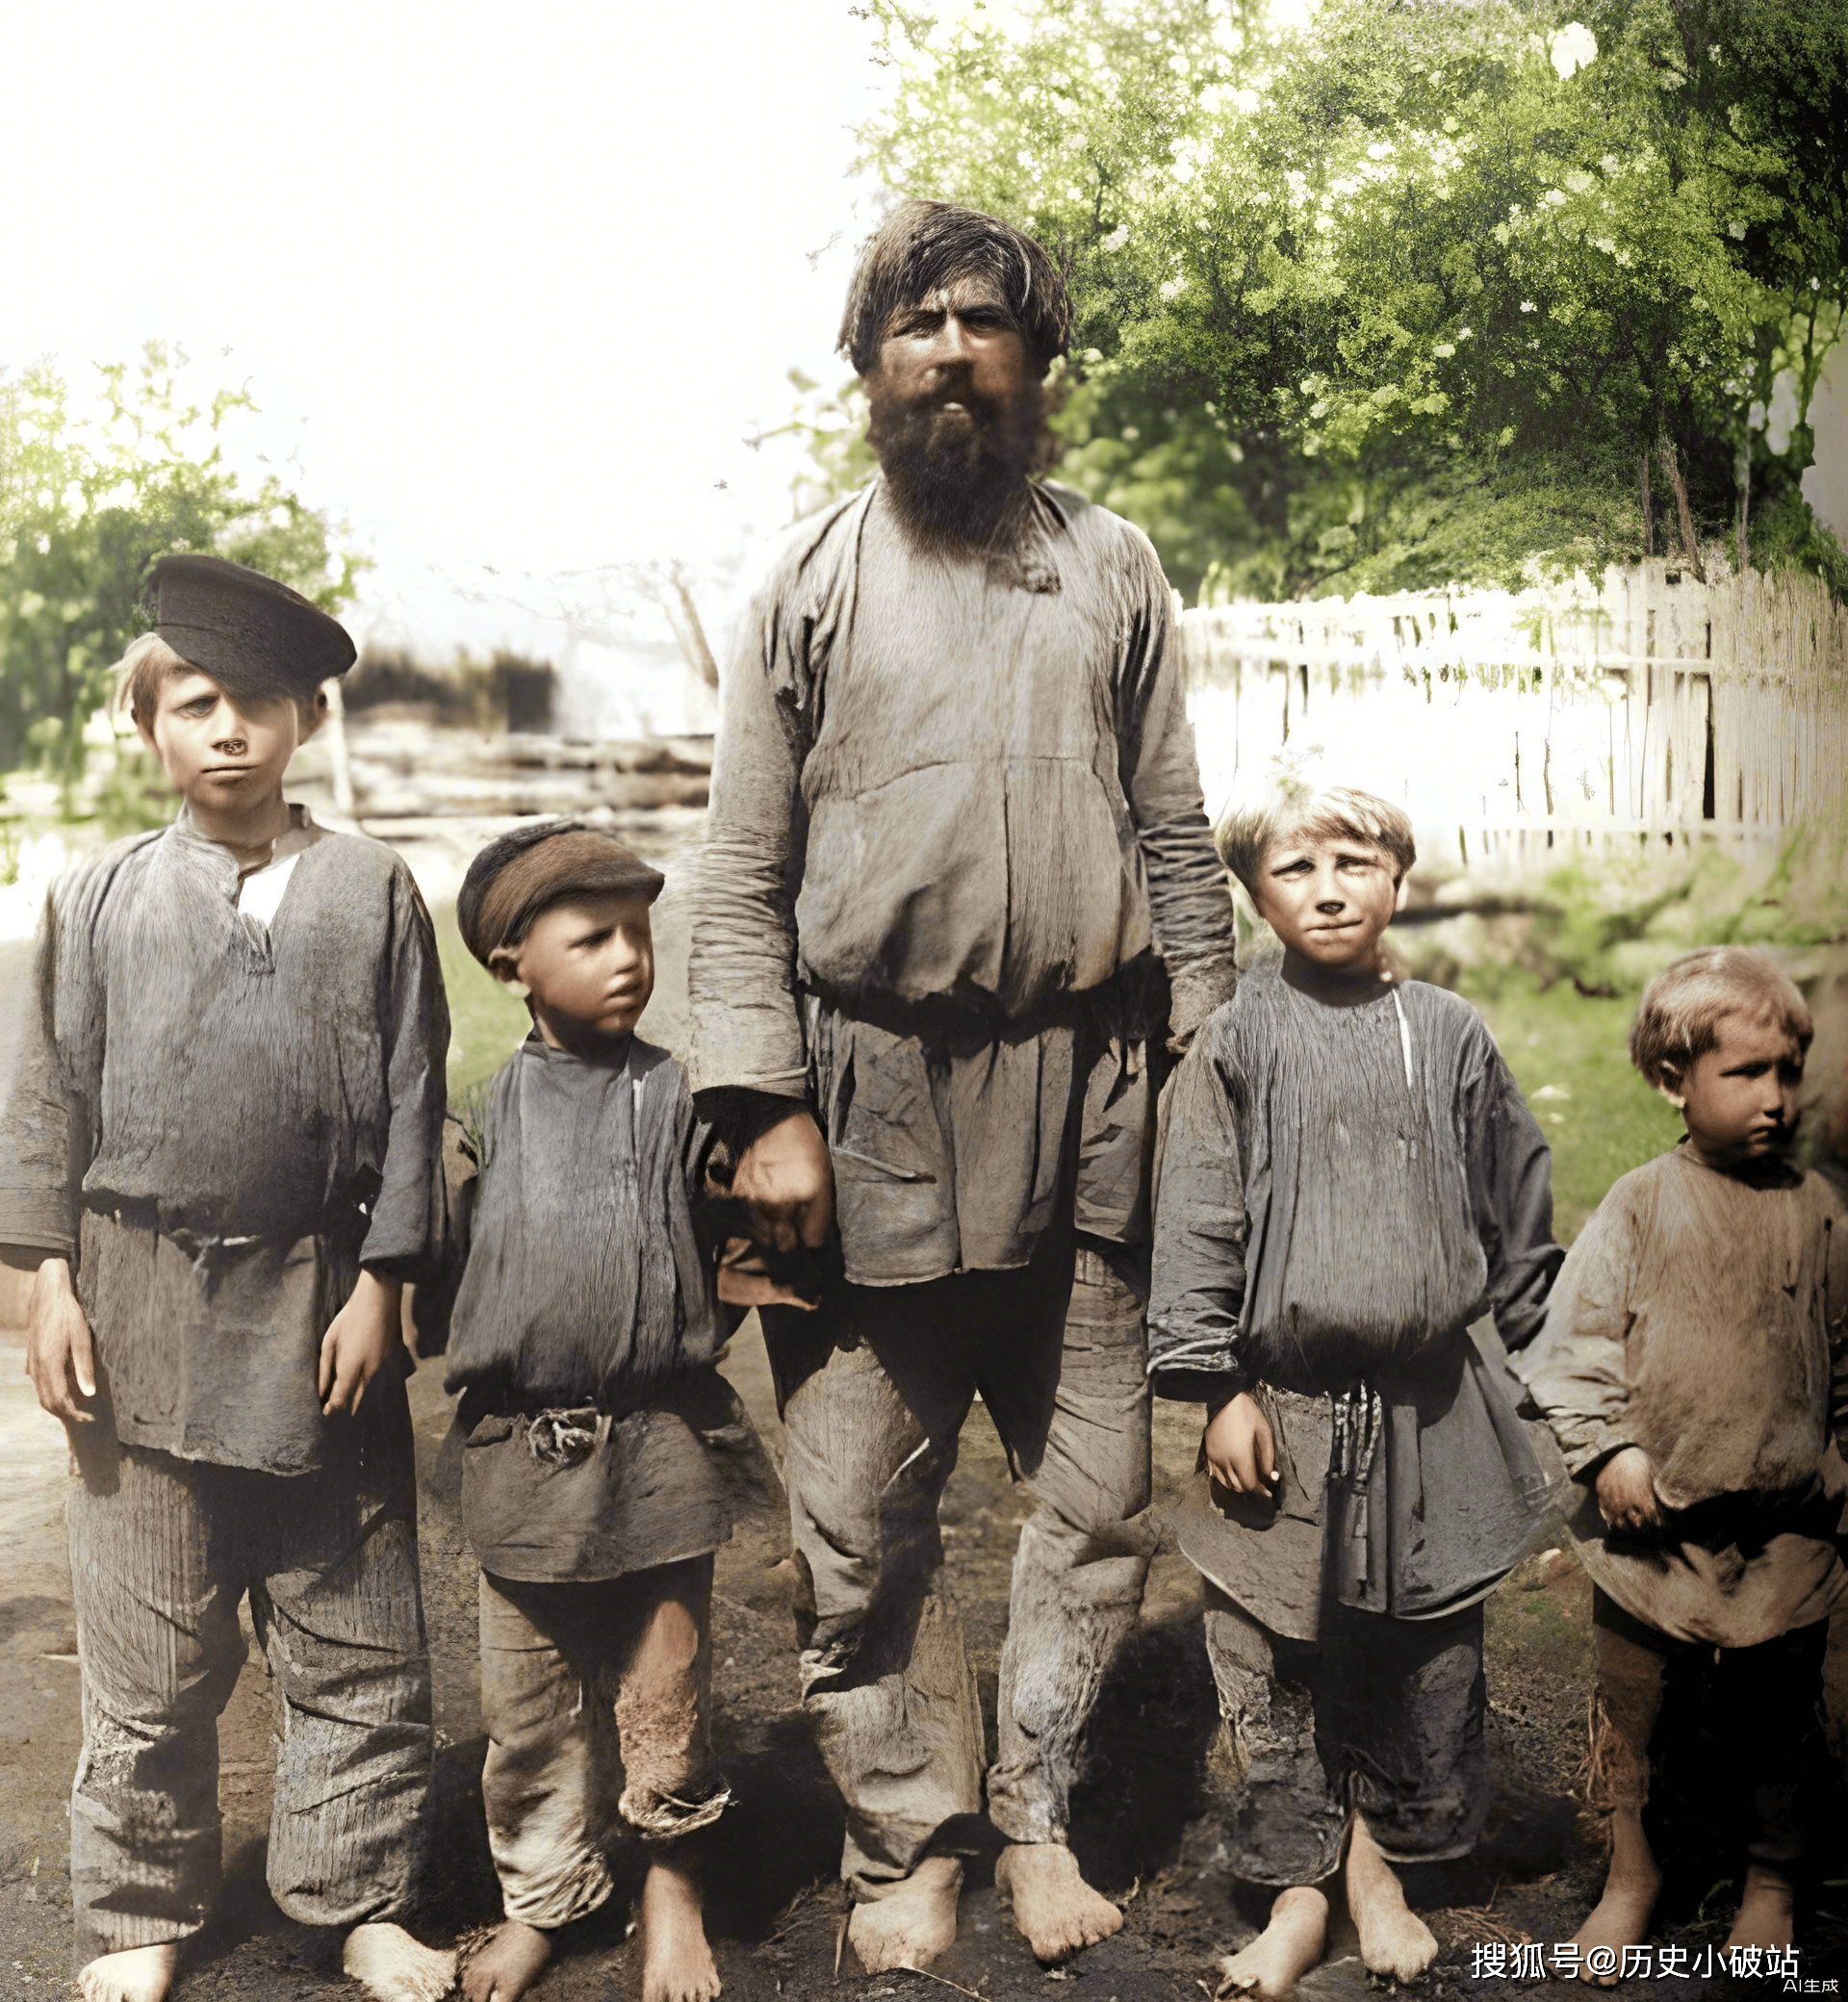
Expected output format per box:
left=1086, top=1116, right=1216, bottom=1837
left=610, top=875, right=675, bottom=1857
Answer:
left=0, top=806, right=448, bottom=1473
left=1519, top=1146, right=1848, bottom=1647
left=1149, top=969, right=1568, bottom=1630
left=686, top=476, right=1239, bottom=1279
left=430, top=1032, right=763, bottom=1583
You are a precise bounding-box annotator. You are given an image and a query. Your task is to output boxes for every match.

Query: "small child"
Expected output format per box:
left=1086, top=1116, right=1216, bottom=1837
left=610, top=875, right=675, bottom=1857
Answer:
left=0, top=556, right=453, bottom=2002
left=1148, top=780, right=1566, bottom=1999
left=427, top=823, right=752, bottom=2002
left=1520, top=948, right=1848, bottom=1972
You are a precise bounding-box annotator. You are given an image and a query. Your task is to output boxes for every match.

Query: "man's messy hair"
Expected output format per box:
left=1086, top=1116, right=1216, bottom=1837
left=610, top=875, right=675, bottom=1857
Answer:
left=1628, top=947, right=1812, bottom=1088
left=838, top=198, right=1074, bottom=379
left=1214, top=782, right=1418, bottom=896
left=115, top=631, right=321, bottom=732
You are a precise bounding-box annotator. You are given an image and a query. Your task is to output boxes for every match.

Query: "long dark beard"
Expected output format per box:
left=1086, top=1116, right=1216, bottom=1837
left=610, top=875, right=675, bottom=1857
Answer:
left=866, top=375, right=1048, bottom=549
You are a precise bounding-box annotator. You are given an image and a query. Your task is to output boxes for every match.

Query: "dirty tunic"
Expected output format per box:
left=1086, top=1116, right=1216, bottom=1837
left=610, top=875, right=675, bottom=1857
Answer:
left=432, top=1032, right=761, bottom=1583
left=1149, top=969, right=1568, bottom=1630
left=1518, top=1146, right=1848, bottom=1647
left=686, top=476, right=1238, bottom=1280
left=0, top=804, right=449, bottom=1474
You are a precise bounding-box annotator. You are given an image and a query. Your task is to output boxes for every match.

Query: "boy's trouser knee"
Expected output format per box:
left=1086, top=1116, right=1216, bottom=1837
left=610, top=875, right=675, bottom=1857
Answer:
left=65, top=1415, right=431, bottom=1964
left=479, top=1559, right=724, bottom=1930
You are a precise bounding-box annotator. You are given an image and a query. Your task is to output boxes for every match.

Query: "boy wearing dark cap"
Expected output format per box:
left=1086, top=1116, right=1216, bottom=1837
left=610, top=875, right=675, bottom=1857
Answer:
left=424, top=821, right=752, bottom=2002
left=0, top=556, right=453, bottom=2002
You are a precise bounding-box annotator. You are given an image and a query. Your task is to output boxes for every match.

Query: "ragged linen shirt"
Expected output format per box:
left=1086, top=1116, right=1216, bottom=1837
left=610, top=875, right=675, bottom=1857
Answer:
left=1518, top=1145, right=1848, bottom=1646
left=1148, top=969, right=1568, bottom=1629
left=686, top=476, right=1238, bottom=1281
left=427, top=1032, right=767, bottom=1583
left=0, top=804, right=449, bottom=1474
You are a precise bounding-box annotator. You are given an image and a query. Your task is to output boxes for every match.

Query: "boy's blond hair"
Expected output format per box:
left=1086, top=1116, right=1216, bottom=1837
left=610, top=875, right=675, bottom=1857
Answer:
left=1214, top=781, right=1417, bottom=896
left=1629, top=946, right=1812, bottom=1087
left=115, top=631, right=325, bottom=733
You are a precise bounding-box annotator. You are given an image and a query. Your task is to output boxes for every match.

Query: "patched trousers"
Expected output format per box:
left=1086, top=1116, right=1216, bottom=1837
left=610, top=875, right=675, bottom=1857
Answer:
left=64, top=1391, right=431, bottom=1965
left=1202, top=1586, right=1489, bottom=1886
left=478, top=1555, right=727, bottom=1930
left=761, top=1228, right=1156, bottom=1900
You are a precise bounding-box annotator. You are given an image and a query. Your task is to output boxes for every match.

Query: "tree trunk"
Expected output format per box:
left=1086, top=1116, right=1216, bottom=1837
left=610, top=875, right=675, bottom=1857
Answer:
left=1640, top=449, right=1654, bottom=558
left=1734, top=440, right=1751, bottom=578
left=1657, top=436, right=1706, bottom=583
left=664, top=561, right=721, bottom=692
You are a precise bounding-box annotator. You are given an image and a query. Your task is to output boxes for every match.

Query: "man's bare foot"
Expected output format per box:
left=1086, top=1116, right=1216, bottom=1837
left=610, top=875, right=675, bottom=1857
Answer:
left=77, top=1943, right=180, bottom=2002
left=1568, top=1809, right=1660, bottom=1986
left=462, top=1920, right=552, bottom=2002
left=642, top=1854, right=722, bottom=2002
left=1726, top=1863, right=1795, bottom=1953
left=996, top=1842, right=1123, bottom=1963
left=1345, top=1819, right=1437, bottom=1983
left=343, top=1919, right=458, bottom=2002
left=848, top=1856, right=962, bottom=1972
left=1216, top=1886, right=1329, bottom=2000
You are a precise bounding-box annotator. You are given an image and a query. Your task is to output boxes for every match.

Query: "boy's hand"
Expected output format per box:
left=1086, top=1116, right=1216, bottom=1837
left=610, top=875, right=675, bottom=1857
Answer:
left=1204, top=1392, right=1277, bottom=1500
left=319, top=1270, right=404, bottom=1417
left=1595, top=1447, right=1662, bottom=1534
left=25, top=1257, right=97, bottom=1425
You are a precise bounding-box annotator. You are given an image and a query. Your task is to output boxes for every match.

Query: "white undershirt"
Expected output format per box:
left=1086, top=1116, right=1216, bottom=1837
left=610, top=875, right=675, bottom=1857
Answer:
left=233, top=806, right=324, bottom=928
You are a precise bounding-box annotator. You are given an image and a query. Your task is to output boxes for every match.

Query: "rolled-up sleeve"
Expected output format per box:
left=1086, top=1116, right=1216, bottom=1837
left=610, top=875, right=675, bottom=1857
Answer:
left=1147, top=1016, right=1249, bottom=1399
left=1116, top=533, right=1237, bottom=1045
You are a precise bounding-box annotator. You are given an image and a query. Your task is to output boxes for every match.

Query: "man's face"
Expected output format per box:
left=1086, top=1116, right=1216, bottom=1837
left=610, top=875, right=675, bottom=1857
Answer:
left=1662, top=1012, right=1804, bottom=1165
left=863, top=271, right=1041, bottom=532
left=139, top=668, right=304, bottom=809
left=1250, top=828, right=1401, bottom=976
left=500, top=890, right=656, bottom=1045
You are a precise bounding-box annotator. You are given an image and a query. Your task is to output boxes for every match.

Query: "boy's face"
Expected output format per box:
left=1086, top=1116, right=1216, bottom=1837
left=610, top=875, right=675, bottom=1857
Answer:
left=1661, top=1010, right=1804, bottom=1165
left=1250, top=827, right=1401, bottom=974
left=139, top=667, right=307, bottom=808
left=500, top=890, right=655, bottom=1044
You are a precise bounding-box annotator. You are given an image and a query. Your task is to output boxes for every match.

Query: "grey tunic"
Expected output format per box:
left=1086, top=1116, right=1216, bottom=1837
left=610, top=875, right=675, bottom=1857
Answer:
left=0, top=806, right=449, bottom=1475
left=686, top=476, right=1238, bottom=1279
left=431, top=1033, right=760, bottom=1583
left=1149, top=970, right=1568, bottom=1630
left=1518, top=1145, right=1848, bottom=1647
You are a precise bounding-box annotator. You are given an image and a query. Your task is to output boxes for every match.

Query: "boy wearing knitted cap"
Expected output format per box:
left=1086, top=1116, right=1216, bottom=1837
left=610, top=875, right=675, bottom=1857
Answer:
left=1521, top=948, right=1848, bottom=1975
left=424, top=821, right=756, bottom=2002
left=0, top=557, right=453, bottom=2002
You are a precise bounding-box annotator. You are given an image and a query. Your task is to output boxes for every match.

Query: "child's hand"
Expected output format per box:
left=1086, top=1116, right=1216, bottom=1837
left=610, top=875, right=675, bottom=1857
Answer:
left=319, top=1270, right=404, bottom=1417
left=1595, top=1447, right=1662, bottom=1534
left=25, top=1257, right=97, bottom=1425
left=1204, top=1392, right=1277, bottom=1500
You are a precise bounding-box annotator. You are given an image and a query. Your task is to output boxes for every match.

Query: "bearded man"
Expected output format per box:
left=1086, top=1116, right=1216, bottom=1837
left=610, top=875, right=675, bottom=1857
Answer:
left=686, top=200, right=1238, bottom=1971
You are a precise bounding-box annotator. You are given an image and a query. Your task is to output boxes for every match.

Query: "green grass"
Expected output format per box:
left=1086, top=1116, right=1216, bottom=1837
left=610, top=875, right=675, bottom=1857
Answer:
left=433, top=900, right=531, bottom=1097
left=1467, top=976, right=1681, bottom=1245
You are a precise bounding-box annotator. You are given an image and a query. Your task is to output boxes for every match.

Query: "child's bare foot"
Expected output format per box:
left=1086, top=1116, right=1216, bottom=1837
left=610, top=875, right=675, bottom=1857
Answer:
left=1726, top=1863, right=1794, bottom=1953
left=1346, top=1819, right=1437, bottom=1983
left=848, top=1856, right=962, bottom=1972
left=1568, top=1809, right=1660, bottom=1985
left=462, top=1920, right=552, bottom=2002
left=343, top=1919, right=458, bottom=2002
left=996, top=1842, right=1122, bottom=1962
left=1216, top=1886, right=1329, bottom=2000
left=77, top=1943, right=180, bottom=2002
left=642, top=1853, right=721, bottom=2002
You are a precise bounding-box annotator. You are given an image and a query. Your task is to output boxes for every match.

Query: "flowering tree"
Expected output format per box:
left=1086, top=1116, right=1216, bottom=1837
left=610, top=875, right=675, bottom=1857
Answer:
left=856, top=0, right=1847, bottom=597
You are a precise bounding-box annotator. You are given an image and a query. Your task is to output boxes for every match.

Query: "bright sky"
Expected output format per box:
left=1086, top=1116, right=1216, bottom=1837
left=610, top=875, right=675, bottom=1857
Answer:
left=0, top=0, right=895, bottom=662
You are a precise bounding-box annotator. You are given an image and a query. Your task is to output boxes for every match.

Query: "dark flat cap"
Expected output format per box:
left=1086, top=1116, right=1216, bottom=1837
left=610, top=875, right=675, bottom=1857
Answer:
left=458, top=820, right=665, bottom=966
left=148, top=553, right=356, bottom=698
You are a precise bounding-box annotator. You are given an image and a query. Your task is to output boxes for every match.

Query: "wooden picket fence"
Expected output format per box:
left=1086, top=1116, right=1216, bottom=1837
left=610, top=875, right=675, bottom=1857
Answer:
left=1177, top=562, right=1848, bottom=872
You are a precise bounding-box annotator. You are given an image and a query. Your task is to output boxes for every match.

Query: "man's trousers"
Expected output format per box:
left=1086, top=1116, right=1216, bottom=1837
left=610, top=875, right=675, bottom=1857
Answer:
left=761, top=1225, right=1156, bottom=1902
left=64, top=1390, right=431, bottom=1965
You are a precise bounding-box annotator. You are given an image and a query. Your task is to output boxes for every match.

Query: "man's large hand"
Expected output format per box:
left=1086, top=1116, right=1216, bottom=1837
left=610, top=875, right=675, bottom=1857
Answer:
left=719, top=1109, right=835, bottom=1311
